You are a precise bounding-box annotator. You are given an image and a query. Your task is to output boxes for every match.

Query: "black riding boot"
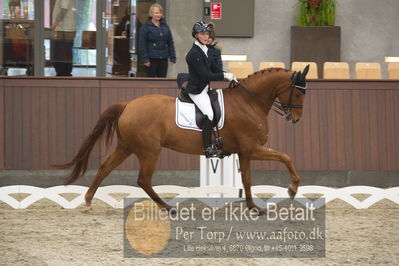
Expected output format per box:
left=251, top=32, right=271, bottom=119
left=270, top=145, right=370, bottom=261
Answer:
left=202, top=115, right=222, bottom=158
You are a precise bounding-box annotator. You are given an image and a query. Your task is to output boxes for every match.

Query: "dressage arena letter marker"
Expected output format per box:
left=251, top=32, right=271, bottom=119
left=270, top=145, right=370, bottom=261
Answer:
left=235, top=157, right=241, bottom=173
left=200, top=154, right=244, bottom=195
left=210, top=159, right=219, bottom=174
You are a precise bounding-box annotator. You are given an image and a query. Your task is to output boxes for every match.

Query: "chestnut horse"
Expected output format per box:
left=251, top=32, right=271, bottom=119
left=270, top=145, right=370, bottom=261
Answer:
left=54, top=66, right=309, bottom=213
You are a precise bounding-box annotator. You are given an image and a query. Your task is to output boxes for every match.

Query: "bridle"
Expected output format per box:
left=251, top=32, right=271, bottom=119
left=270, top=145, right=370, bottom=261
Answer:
left=272, top=83, right=307, bottom=118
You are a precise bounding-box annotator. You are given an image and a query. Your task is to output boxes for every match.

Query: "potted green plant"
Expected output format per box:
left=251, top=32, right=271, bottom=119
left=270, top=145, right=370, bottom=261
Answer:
left=296, top=0, right=336, bottom=26
left=291, top=0, right=340, bottom=77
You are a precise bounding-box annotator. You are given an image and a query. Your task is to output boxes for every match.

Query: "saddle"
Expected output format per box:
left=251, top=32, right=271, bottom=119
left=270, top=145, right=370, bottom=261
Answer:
left=177, top=73, right=222, bottom=129
left=176, top=73, right=230, bottom=158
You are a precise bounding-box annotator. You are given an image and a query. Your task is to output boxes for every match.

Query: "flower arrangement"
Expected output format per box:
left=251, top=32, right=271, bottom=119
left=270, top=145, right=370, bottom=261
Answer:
left=296, top=0, right=336, bottom=26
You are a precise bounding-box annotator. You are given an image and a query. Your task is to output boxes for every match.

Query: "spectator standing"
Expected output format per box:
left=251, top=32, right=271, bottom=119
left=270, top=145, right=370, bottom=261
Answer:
left=207, top=23, right=223, bottom=70
left=51, top=0, right=76, bottom=76
left=139, top=3, right=176, bottom=77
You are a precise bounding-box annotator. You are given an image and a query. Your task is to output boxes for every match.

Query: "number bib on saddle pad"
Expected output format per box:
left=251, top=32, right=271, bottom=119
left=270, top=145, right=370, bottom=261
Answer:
left=175, top=89, right=225, bottom=131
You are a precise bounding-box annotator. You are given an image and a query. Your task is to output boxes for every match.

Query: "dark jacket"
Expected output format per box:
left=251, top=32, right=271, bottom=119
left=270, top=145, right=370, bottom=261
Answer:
left=139, top=18, right=176, bottom=63
left=207, top=42, right=223, bottom=70
left=185, top=43, right=224, bottom=94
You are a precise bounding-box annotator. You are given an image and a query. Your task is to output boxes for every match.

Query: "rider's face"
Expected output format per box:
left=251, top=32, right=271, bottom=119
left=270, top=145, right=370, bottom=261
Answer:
left=196, top=31, right=209, bottom=45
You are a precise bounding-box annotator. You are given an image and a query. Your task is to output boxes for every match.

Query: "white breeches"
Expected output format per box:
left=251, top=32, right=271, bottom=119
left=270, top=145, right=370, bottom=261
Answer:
left=189, top=85, right=214, bottom=121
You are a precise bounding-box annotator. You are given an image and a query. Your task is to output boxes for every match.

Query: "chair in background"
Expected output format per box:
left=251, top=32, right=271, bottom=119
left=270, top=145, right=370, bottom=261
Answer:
left=323, top=62, right=350, bottom=79
left=355, top=62, right=381, bottom=79
left=387, top=62, right=399, bottom=79
left=227, top=61, right=254, bottom=79
left=291, top=61, right=318, bottom=79
left=259, top=62, right=285, bottom=70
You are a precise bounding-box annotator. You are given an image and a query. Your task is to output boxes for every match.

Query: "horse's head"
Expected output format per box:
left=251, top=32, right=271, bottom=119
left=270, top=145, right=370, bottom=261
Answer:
left=275, top=65, right=309, bottom=124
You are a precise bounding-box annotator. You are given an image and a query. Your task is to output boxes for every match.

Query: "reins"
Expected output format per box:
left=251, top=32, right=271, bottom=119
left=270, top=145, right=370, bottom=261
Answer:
left=228, top=80, right=305, bottom=118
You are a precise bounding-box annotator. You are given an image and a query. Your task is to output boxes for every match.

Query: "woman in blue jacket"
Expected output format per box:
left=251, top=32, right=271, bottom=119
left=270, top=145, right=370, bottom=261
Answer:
left=139, top=4, right=176, bottom=77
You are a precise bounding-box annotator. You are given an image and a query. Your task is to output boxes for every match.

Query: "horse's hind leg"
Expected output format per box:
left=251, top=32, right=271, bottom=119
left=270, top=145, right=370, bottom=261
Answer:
left=85, top=144, right=132, bottom=207
left=137, top=153, right=173, bottom=211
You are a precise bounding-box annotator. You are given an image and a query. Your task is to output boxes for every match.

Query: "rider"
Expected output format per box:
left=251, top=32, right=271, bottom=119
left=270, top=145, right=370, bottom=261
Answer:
left=186, top=21, right=237, bottom=158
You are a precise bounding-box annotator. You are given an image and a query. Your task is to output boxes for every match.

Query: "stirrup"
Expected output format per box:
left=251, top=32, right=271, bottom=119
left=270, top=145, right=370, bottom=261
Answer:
left=214, top=136, right=222, bottom=150
left=204, top=147, right=222, bottom=158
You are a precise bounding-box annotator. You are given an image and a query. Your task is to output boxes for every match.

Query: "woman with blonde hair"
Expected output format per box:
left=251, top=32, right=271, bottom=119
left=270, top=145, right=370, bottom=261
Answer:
left=139, top=4, right=176, bottom=77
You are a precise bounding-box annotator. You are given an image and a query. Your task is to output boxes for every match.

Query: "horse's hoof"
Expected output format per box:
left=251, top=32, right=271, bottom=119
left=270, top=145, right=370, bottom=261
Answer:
left=85, top=198, right=92, bottom=207
left=258, top=209, right=266, bottom=216
left=168, top=208, right=177, bottom=216
left=288, top=186, right=297, bottom=199
left=81, top=206, right=93, bottom=214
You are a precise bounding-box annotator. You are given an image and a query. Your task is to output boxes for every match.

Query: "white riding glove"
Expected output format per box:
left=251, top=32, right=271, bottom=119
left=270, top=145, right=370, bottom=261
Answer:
left=224, top=72, right=238, bottom=83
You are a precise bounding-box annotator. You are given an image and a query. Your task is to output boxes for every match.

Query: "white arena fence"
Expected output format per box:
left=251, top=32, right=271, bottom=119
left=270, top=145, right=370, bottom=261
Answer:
left=0, top=185, right=398, bottom=209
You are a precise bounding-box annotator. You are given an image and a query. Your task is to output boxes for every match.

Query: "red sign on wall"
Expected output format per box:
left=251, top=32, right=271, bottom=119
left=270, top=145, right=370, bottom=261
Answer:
left=210, top=3, right=222, bottom=20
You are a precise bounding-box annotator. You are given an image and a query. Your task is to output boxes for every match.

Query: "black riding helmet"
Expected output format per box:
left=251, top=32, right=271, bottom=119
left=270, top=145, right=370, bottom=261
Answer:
left=192, top=21, right=212, bottom=38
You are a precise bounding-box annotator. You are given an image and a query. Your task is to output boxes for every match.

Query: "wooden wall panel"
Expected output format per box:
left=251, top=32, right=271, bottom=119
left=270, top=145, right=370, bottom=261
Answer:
left=351, top=90, right=363, bottom=169
left=343, top=90, right=354, bottom=169
left=305, top=80, right=399, bottom=171
left=4, top=78, right=100, bottom=170
left=384, top=90, right=396, bottom=169
left=1, top=77, right=399, bottom=171
left=0, top=79, right=4, bottom=169
left=309, top=89, right=322, bottom=170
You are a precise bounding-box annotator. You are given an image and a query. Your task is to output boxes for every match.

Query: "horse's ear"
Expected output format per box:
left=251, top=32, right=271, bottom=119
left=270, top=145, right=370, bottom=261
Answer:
left=294, top=71, right=302, bottom=84
left=291, top=71, right=300, bottom=85
left=291, top=71, right=296, bottom=80
left=301, top=64, right=310, bottom=80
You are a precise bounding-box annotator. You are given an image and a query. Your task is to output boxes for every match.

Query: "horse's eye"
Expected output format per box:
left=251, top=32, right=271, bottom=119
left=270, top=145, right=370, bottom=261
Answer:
left=295, top=93, right=302, bottom=98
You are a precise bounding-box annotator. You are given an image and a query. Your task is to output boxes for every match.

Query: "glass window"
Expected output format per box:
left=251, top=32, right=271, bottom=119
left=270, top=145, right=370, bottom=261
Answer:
left=0, top=0, right=150, bottom=77
left=0, top=0, right=35, bottom=76
left=105, top=0, right=134, bottom=76
left=44, top=0, right=96, bottom=77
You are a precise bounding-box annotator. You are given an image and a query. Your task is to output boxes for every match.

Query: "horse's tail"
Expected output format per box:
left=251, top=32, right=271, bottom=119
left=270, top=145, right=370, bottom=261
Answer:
left=52, top=102, right=128, bottom=185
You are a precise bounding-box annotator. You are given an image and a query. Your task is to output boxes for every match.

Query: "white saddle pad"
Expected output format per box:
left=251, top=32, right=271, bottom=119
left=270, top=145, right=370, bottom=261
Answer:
left=175, top=89, right=225, bottom=131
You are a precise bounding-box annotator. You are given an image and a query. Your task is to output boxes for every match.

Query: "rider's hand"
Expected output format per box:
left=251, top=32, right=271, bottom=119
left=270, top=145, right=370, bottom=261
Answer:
left=224, top=72, right=237, bottom=82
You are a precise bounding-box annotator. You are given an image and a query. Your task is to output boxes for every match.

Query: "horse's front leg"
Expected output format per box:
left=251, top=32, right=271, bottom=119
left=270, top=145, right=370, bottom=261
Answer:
left=251, top=146, right=300, bottom=199
left=238, top=155, right=265, bottom=215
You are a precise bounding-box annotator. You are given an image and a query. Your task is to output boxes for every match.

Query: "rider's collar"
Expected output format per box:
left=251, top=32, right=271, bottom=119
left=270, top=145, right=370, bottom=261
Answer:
left=195, top=40, right=208, bottom=57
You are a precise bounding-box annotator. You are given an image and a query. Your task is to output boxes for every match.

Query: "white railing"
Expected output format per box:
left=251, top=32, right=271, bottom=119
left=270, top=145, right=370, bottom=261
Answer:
left=1, top=185, right=398, bottom=209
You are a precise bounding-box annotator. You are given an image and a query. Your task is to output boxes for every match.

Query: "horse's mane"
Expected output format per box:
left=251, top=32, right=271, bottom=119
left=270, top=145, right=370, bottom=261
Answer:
left=228, top=67, right=291, bottom=106
left=227, top=67, right=292, bottom=102
left=240, top=67, right=291, bottom=83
